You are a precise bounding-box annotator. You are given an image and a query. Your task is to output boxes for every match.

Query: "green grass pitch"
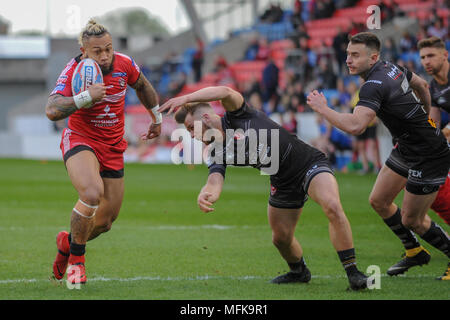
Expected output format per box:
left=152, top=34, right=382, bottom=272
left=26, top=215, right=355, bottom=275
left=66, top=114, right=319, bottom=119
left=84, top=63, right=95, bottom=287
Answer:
left=0, top=159, right=448, bottom=300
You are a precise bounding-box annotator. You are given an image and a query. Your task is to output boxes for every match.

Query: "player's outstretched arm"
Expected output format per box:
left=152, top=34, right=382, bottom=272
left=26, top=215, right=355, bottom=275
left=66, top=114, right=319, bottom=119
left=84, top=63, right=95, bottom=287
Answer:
left=131, top=73, right=162, bottom=140
left=45, top=84, right=106, bottom=121
left=409, top=72, right=432, bottom=114
left=307, top=90, right=376, bottom=136
left=430, top=106, right=442, bottom=129
left=160, top=86, right=244, bottom=115
left=197, top=173, right=224, bottom=213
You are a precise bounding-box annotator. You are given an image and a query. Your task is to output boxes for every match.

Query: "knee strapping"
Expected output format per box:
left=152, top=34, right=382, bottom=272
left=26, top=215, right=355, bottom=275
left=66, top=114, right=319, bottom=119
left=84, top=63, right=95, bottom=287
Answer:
left=73, top=199, right=98, bottom=219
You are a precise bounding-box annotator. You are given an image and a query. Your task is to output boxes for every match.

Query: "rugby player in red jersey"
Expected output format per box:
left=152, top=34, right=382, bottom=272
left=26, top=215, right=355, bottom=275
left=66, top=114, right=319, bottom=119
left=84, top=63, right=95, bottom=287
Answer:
left=45, top=19, right=162, bottom=285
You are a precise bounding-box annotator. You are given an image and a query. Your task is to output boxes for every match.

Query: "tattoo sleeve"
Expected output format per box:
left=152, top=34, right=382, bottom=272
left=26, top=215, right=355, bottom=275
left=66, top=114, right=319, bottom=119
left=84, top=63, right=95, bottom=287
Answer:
left=45, top=94, right=78, bottom=121
left=131, top=73, right=159, bottom=110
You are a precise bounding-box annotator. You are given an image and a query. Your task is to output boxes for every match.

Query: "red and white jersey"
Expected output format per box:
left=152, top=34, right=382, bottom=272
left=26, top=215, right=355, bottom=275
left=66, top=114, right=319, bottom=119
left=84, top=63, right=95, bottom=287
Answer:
left=51, top=52, right=141, bottom=145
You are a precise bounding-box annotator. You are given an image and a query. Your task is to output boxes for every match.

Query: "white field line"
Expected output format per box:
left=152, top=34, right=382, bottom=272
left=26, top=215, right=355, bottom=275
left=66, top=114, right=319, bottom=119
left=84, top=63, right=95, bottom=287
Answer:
left=0, top=225, right=267, bottom=231
left=0, top=273, right=441, bottom=285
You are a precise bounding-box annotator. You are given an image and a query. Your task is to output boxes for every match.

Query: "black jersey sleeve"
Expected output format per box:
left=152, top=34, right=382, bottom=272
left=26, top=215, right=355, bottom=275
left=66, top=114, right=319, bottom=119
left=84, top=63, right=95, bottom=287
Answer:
left=429, top=83, right=439, bottom=107
left=206, top=145, right=227, bottom=178
left=226, top=102, right=253, bottom=118
left=356, top=80, right=386, bottom=113
left=208, top=163, right=227, bottom=177
left=397, top=65, right=413, bottom=82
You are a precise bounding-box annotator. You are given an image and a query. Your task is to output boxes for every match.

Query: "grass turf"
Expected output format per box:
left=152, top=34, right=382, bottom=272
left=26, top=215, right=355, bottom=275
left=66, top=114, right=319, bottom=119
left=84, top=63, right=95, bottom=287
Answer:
left=0, top=159, right=448, bottom=300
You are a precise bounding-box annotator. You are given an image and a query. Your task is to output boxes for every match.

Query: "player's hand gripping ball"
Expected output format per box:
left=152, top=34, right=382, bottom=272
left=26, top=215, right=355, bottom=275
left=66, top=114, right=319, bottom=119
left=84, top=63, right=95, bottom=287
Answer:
left=72, top=58, right=104, bottom=96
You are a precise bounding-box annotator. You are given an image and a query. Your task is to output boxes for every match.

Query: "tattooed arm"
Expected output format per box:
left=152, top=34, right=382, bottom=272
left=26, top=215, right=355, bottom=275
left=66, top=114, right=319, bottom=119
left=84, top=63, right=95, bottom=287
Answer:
left=45, top=84, right=106, bottom=121
left=131, top=73, right=159, bottom=112
left=45, top=94, right=78, bottom=121
left=131, top=73, right=161, bottom=139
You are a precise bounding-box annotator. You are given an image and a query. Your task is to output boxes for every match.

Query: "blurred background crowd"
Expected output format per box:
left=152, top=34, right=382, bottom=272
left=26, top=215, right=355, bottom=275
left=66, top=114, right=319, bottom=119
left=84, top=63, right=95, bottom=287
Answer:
left=1, top=0, right=449, bottom=172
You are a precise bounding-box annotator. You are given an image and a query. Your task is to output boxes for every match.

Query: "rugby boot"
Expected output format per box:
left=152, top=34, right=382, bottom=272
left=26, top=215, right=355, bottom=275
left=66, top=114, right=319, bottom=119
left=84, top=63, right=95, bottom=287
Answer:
left=52, top=231, right=70, bottom=280
left=436, top=262, right=450, bottom=280
left=67, top=255, right=87, bottom=285
left=347, top=270, right=369, bottom=291
left=270, top=266, right=311, bottom=284
left=387, top=246, right=431, bottom=276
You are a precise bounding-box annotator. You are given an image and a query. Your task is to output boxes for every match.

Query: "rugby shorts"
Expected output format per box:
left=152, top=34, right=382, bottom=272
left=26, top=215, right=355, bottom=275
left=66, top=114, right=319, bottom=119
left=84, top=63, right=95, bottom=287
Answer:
left=268, top=157, right=334, bottom=209
left=385, top=145, right=450, bottom=195
left=60, top=128, right=127, bottom=178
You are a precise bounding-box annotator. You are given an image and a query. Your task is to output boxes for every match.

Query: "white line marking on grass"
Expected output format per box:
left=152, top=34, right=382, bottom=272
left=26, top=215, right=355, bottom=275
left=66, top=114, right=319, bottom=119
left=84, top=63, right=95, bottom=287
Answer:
left=0, top=273, right=441, bottom=285
left=0, top=225, right=267, bottom=232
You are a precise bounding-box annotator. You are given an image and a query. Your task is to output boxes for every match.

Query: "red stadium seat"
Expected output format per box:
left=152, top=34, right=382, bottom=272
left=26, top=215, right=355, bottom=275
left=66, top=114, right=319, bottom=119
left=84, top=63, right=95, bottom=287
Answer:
left=308, top=37, right=333, bottom=49
left=177, top=82, right=212, bottom=96
left=229, top=61, right=266, bottom=89
left=408, top=10, right=433, bottom=22
left=334, top=7, right=369, bottom=19
left=307, top=28, right=338, bottom=39
left=399, top=2, right=434, bottom=12
left=305, top=17, right=351, bottom=30
left=269, top=39, right=294, bottom=51
left=271, top=49, right=287, bottom=60
left=358, top=0, right=382, bottom=6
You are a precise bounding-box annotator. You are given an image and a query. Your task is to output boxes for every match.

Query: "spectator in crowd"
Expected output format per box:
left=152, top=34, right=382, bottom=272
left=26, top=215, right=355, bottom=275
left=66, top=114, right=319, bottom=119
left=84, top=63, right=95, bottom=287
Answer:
left=335, top=0, right=358, bottom=9
left=213, top=54, right=235, bottom=87
left=243, top=77, right=262, bottom=101
left=248, top=91, right=264, bottom=111
left=348, top=22, right=365, bottom=37
left=427, top=19, right=447, bottom=39
left=332, top=27, right=350, bottom=73
left=281, top=106, right=298, bottom=134
left=316, top=58, right=337, bottom=89
left=262, top=58, right=279, bottom=106
left=260, top=3, right=284, bottom=24
left=379, top=0, right=397, bottom=22
left=192, top=36, right=204, bottom=82
left=313, top=0, right=336, bottom=19
left=290, top=0, right=304, bottom=30
left=399, top=32, right=416, bottom=53
left=336, top=78, right=350, bottom=107
left=289, top=23, right=309, bottom=49
left=381, top=37, right=399, bottom=62
left=243, top=35, right=260, bottom=60
left=255, top=37, right=271, bottom=61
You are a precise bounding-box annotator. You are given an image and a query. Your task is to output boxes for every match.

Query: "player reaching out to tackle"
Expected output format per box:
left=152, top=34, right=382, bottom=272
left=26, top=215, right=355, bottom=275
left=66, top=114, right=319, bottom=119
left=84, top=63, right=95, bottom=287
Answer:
left=307, top=32, right=450, bottom=280
left=160, top=86, right=370, bottom=290
left=45, top=19, right=162, bottom=284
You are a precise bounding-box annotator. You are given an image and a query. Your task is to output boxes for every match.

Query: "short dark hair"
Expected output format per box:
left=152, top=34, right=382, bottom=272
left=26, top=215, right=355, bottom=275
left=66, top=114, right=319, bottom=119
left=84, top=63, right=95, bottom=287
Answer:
left=350, top=32, right=381, bottom=52
left=418, top=36, right=446, bottom=50
left=174, top=102, right=212, bottom=124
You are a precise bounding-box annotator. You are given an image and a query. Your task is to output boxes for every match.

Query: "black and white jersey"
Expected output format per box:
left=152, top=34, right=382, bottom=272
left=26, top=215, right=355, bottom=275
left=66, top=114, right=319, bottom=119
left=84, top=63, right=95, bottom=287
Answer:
left=356, top=60, right=449, bottom=160
left=207, top=102, right=325, bottom=188
left=429, top=68, right=450, bottom=115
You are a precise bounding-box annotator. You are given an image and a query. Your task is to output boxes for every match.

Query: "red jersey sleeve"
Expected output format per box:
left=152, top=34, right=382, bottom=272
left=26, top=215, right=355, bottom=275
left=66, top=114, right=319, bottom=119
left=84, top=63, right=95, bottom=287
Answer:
left=50, top=58, right=77, bottom=97
left=127, top=56, right=141, bottom=86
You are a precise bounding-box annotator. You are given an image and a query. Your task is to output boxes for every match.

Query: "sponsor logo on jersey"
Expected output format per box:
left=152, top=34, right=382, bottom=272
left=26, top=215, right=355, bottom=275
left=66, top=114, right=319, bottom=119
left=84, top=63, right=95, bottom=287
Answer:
left=112, top=72, right=127, bottom=77
left=270, top=185, right=277, bottom=196
left=366, top=80, right=382, bottom=85
left=387, top=65, right=402, bottom=80
left=408, top=169, right=422, bottom=179
left=96, top=105, right=117, bottom=119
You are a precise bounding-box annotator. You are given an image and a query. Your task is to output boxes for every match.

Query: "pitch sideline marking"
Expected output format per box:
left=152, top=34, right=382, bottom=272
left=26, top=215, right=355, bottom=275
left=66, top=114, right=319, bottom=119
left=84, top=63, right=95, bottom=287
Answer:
left=0, top=273, right=441, bottom=284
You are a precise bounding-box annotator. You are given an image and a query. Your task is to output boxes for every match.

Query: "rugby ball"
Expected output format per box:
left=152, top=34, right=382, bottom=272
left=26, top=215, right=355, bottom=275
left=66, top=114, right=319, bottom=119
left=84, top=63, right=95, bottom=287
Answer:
left=72, top=58, right=103, bottom=96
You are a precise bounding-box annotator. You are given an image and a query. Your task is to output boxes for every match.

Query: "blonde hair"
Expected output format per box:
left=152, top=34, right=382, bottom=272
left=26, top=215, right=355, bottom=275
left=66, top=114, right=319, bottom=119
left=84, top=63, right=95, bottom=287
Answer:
left=78, top=18, right=110, bottom=46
